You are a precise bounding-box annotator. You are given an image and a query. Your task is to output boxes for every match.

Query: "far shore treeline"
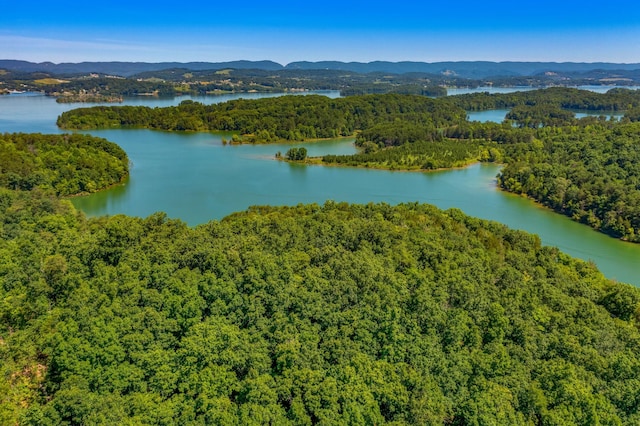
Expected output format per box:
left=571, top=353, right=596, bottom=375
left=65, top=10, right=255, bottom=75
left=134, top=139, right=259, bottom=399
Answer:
left=57, top=88, right=640, bottom=241
left=3, top=60, right=640, bottom=101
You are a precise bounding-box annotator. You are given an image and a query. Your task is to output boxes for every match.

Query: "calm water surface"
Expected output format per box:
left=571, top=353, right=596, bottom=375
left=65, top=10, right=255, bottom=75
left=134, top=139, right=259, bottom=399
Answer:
left=467, top=109, right=511, bottom=123
left=446, top=86, right=537, bottom=96
left=447, top=85, right=638, bottom=96
left=1, top=92, right=638, bottom=285
left=467, top=109, right=625, bottom=123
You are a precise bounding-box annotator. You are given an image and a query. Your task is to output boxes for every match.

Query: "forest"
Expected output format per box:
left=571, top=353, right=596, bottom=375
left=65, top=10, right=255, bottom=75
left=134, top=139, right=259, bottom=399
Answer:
left=449, top=87, right=640, bottom=112
left=321, top=139, right=498, bottom=170
left=0, top=133, right=129, bottom=195
left=2, top=170, right=640, bottom=424
left=57, top=87, right=640, bottom=139
left=56, top=94, right=468, bottom=141
left=498, top=123, right=640, bottom=241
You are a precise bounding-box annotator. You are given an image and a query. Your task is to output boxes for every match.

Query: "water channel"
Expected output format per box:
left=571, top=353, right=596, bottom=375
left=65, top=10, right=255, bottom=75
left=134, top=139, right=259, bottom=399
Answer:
left=1, top=89, right=638, bottom=285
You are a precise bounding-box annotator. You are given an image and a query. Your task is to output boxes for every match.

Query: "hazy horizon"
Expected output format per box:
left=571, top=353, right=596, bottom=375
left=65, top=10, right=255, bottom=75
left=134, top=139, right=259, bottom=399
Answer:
left=3, top=59, right=640, bottom=66
left=2, top=0, right=639, bottom=64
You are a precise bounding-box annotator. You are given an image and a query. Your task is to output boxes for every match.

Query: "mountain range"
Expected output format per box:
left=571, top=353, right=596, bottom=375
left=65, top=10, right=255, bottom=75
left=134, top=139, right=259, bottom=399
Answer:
left=2, top=59, right=640, bottom=79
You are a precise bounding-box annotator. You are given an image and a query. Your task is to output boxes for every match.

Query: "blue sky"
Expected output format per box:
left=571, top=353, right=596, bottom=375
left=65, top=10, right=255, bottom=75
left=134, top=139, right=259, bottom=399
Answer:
left=2, top=0, right=639, bottom=64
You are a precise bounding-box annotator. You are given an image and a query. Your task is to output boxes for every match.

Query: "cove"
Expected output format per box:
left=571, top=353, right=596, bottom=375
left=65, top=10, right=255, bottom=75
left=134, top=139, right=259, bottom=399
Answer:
left=69, top=129, right=640, bottom=286
left=1, top=91, right=639, bottom=286
left=466, top=109, right=625, bottom=123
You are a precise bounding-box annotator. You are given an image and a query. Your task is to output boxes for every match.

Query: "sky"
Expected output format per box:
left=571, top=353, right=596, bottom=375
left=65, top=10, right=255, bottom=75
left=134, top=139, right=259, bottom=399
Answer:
left=2, top=0, right=640, bottom=64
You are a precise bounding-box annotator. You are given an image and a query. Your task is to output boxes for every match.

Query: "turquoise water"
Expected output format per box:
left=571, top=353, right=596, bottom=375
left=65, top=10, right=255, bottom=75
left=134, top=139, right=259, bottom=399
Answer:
left=467, top=109, right=625, bottom=123
left=1, top=92, right=638, bottom=285
left=467, top=109, right=510, bottom=122
left=447, top=85, right=638, bottom=96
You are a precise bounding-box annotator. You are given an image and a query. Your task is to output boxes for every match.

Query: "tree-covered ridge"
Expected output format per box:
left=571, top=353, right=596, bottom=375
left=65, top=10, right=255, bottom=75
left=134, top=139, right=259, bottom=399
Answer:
left=498, top=123, right=640, bottom=242
left=56, top=94, right=468, bottom=142
left=322, top=139, right=497, bottom=170
left=451, top=86, right=640, bottom=112
left=317, top=119, right=504, bottom=170
left=0, top=133, right=128, bottom=196
left=339, top=83, right=446, bottom=97
left=57, top=88, right=640, bottom=139
left=505, top=104, right=578, bottom=128
left=2, top=191, right=640, bottom=425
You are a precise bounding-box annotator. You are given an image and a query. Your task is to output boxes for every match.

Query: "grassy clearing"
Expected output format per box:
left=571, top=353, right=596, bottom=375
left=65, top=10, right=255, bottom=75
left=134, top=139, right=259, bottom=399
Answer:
left=34, top=78, right=70, bottom=85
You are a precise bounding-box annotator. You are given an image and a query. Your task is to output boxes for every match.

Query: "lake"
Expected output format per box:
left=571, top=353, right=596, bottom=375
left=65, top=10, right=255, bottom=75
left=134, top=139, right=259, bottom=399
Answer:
left=447, top=85, right=638, bottom=96
left=466, top=109, right=625, bottom=123
left=1, top=91, right=639, bottom=286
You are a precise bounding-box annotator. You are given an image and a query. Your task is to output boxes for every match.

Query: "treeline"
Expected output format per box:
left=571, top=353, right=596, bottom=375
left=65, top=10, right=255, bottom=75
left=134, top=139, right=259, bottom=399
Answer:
left=55, top=89, right=640, bottom=140
left=43, top=77, right=177, bottom=98
left=2, top=182, right=640, bottom=424
left=322, top=139, right=496, bottom=170
left=505, top=104, right=577, bottom=128
left=57, top=94, right=468, bottom=142
left=499, top=123, right=640, bottom=242
left=321, top=119, right=500, bottom=170
left=340, top=84, right=446, bottom=97
left=450, top=86, right=640, bottom=112
left=0, top=133, right=128, bottom=195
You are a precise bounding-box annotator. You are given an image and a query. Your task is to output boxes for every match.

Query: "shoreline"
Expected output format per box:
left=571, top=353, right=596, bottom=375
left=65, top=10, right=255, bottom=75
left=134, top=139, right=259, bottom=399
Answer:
left=63, top=176, right=129, bottom=199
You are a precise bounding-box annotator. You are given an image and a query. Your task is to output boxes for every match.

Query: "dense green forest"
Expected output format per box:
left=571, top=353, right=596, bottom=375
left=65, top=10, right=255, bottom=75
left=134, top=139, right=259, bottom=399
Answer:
left=0, top=133, right=129, bottom=195
left=56, top=87, right=640, bottom=140
left=322, top=139, right=498, bottom=170
left=450, top=87, right=640, bottom=112
left=57, top=94, right=468, bottom=142
left=498, top=123, right=640, bottom=242
left=2, top=181, right=640, bottom=424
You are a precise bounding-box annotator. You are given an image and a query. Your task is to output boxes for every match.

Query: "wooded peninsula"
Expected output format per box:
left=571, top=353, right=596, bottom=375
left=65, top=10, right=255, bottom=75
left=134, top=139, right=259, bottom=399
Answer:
left=2, top=186, right=640, bottom=424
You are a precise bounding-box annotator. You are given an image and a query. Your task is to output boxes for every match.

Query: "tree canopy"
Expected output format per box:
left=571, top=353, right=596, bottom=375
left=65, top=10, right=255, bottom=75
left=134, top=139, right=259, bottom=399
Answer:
left=0, top=133, right=128, bottom=196
left=498, top=122, right=640, bottom=241
left=57, top=94, right=468, bottom=142
left=2, top=187, right=640, bottom=425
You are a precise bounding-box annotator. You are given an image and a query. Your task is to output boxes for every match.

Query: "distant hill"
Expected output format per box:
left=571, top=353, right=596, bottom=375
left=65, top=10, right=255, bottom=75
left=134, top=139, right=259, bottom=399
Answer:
left=0, top=60, right=284, bottom=77
left=285, top=61, right=640, bottom=79
left=2, top=59, right=640, bottom=79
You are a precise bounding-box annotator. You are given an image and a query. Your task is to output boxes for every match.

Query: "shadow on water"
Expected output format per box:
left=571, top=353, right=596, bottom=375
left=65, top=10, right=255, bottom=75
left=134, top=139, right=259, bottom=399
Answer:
left=70, top=179, right=131, bottom=214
